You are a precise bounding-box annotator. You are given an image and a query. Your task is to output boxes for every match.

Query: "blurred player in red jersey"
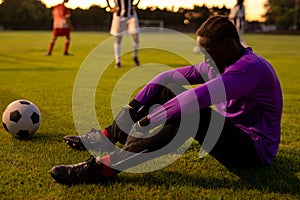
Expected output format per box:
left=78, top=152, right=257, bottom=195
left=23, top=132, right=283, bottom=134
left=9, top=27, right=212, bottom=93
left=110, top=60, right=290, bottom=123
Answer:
left=45, top=0, right=73, bottom=56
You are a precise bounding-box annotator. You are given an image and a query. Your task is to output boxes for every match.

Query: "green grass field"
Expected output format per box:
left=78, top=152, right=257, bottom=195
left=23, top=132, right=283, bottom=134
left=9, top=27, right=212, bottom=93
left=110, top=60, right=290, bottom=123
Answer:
left=0, top=31, right=299, bottom=199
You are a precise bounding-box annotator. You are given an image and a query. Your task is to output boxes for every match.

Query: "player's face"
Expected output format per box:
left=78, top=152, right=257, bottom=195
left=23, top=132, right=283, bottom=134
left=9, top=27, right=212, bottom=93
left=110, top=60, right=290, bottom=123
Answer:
left=197, top=36, right=232, bottom=73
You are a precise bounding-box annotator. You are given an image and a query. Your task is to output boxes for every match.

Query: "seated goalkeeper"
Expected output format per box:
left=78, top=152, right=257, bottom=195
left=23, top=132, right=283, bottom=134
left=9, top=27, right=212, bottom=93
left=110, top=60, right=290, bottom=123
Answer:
left=50, top=15, right=283, bottom=185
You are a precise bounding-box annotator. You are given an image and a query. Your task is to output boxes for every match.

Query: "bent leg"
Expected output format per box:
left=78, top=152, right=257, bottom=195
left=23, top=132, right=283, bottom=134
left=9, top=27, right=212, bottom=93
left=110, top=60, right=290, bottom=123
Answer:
left=107, top=83, right=186, bottom=144
left=109, top=107, right=212, bottom=171
left=109, top=119, right=181, bottom=170
left=194, top=109, right=262, bottom=168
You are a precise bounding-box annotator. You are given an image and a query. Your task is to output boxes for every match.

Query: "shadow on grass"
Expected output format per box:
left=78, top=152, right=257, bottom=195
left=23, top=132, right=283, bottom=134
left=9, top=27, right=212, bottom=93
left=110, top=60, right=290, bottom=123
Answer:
left=8, top=131, right=66, bottom=142
left=34, top=132, right=67, bottom=141
left=227, top=154, right=300, bottom=195
left=118, top=154, right=300, bottom=195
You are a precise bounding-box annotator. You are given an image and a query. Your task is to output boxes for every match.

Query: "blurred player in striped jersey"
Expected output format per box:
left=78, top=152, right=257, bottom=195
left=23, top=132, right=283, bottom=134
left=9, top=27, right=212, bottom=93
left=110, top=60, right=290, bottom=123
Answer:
left=229, top=0, right=246, bottom=42
left=106, top=0, right=141, bottom=68
left=45, top=0, right=73, bottom=56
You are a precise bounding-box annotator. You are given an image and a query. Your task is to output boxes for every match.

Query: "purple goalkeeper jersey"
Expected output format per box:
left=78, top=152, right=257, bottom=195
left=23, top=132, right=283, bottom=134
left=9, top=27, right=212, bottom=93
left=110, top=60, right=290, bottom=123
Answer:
left=134, top=47, right=283, bottom=165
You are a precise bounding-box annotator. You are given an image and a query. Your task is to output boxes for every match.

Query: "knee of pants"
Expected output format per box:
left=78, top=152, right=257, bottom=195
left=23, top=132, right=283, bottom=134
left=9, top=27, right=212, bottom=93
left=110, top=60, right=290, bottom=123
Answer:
left=158, top=83, right=186, bottom=105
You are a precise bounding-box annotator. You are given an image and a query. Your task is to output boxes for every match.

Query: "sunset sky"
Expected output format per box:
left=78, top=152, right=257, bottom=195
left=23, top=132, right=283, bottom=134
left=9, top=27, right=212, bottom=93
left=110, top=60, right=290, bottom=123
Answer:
left=40, top=0, right=267, bottom=21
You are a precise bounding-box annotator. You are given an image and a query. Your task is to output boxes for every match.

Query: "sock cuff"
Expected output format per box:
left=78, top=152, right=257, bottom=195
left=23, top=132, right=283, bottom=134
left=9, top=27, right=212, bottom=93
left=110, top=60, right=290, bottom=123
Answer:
left=100, top=155, right=118, bottom=177
left=102, top=129, right=110, bottom=138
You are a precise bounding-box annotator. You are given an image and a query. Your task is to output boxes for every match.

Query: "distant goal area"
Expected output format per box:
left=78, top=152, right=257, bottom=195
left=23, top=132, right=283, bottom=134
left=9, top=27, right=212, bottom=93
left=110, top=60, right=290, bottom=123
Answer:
left=139, top=19, right=164, bottom=32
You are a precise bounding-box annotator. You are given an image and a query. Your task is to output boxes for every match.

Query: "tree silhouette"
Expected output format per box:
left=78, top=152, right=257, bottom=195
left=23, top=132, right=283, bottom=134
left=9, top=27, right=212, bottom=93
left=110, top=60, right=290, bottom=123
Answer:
left=263, top=0, right=299, bottom=30
left=0, top=0, right=51, bottom=29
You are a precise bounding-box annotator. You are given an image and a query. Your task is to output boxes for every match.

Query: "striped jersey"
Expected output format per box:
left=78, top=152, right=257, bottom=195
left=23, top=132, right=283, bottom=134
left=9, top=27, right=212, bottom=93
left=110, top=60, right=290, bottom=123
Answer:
left=114, top=0, right=135, bottom=17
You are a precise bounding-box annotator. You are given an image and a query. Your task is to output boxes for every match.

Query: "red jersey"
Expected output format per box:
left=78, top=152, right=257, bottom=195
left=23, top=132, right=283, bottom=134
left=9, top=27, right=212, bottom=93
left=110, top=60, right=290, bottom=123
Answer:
left=52, top=3, right=70, bottom=28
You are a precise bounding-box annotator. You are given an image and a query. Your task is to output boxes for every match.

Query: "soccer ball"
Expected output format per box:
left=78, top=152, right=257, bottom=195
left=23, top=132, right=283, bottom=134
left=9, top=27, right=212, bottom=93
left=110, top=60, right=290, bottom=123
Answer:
left=2, top=100, right=41, bottom=138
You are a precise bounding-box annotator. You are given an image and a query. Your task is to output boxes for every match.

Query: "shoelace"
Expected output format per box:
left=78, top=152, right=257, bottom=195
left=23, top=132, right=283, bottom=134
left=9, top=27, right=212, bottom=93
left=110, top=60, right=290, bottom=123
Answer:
left=67, top=156, right=95, bottom=177
left=83, top=128, right=95, bottom=140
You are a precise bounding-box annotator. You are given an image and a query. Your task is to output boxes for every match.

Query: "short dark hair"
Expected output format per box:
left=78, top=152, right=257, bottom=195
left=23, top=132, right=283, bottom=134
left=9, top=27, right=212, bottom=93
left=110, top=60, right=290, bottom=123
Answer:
left=196, top=15, right=240, bottom=43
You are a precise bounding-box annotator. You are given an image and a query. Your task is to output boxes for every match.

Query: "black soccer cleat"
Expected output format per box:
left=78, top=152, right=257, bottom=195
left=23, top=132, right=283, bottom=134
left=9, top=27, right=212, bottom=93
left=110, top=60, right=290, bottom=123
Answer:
left=133, top=57, right=140, bottom=66
left=64, top=52, right=73, bottom=56
left=63, top=135, right=86, bottom=150
left=115, top=62, right=121, bottom=68
left=50, top=156, right=105, bottom=185
left=63, top=128, right=116, bottom=152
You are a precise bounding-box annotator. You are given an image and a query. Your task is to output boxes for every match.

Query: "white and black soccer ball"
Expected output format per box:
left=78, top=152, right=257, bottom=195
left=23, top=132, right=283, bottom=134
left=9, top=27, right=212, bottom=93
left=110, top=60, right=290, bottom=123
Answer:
left=2, top=100, right=41, bottom=138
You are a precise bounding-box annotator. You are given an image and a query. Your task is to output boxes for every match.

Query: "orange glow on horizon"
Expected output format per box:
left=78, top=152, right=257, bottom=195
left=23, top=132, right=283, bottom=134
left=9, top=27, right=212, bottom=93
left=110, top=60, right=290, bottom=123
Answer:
left=39, top=0, right=265, bottom=22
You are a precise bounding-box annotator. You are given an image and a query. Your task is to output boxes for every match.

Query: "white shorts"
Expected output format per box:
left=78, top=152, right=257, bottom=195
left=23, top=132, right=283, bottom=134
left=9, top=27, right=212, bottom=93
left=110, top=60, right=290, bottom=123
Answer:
left=110, top=12, right=139, bottom=36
